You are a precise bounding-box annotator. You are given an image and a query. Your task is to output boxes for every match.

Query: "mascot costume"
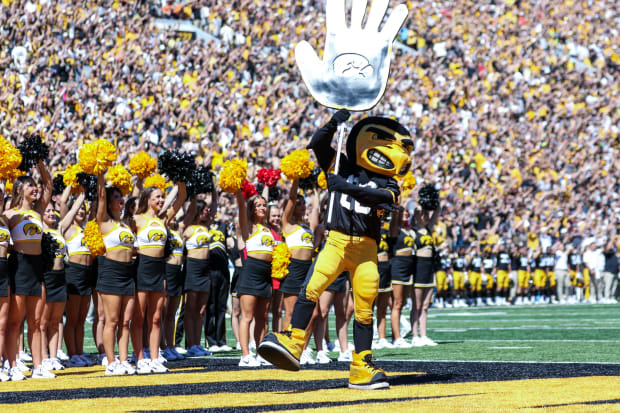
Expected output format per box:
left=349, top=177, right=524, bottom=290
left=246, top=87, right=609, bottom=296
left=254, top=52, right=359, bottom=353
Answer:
left=258, top=0, right=411, bottom=390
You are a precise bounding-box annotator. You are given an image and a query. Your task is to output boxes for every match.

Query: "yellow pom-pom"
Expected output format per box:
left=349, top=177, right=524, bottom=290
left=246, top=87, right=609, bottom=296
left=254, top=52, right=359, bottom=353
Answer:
left=271, top=243, right=291, bottom=280
left=63, top=164, right=84, bottom=193
left=106, top=164, right=134, bottom=196
left=83, top=220, right=105, bottom=256
left=317, top=171, right=327, bottom=190
left=129, top=151, right=157, bottom=179
left=0, top=136, right=22, bottom=180
left=280, top=149, right=315, bottom=180
left=401, top=171, right=416, bottom=191
left=4, top=168, right=25, bottom=193
left=218, top=158, right=248, bottom=193
left=78, top=139, right=117, bottom=175
left=144, top=173, right=171, bottom=194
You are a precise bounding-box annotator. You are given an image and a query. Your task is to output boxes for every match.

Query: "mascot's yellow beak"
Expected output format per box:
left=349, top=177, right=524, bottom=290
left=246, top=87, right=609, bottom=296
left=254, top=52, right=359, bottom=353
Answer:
left=347, top=117, right=413, bottom=178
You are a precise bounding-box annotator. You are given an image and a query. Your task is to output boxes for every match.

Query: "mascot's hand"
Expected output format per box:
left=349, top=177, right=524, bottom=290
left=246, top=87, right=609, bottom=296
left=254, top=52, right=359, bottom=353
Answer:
left=330, top=109, right=351, bottom=125
left=326, top=173, right=349, bottom=192
left=295, top=0, right=408, bottom=111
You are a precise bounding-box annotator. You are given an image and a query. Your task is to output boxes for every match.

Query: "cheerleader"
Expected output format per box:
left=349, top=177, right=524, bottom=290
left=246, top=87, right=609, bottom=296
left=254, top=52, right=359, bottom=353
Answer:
left=40, top=190, right=85, bottom=373
left=279, top=180, right=316, bottom=330
left=410, top=206, right=441, bottom=347
left=235, top=191, right=274, bottom=367
left=161, top=186, right=187, bottom=361
left=63, top=194, right=96, bottom=367
left=182, top=194, right=216, bottom=357
left=388, top=206, right=414, bottom=348
left=0, top=187, right=11, bottom=381
left=130, top=181, right=186, bottom=373
left=4, top=160, right=53, bottom=379
left=373, top=227, right=393, bottom=349
left=228, top=220, right=244, bottom=350
left=95, top=173, right=137, bottom=375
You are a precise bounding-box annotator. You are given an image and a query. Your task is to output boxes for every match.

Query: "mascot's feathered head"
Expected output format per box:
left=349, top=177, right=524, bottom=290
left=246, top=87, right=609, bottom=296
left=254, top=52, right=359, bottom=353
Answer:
left=346, top=117, right=413, bottom=178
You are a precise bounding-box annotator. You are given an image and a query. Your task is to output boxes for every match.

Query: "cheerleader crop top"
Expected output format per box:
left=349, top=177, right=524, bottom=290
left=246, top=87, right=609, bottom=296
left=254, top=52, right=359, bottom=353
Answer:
left=136, top=215, right=167, bottom=249
left=168, top=230, right=184, bottom=256
left=102, top=222, right=135, bottom=251
left=0, top=217, right=11, bottom=248
left=45, top=228, right=66, bottom=258
left=283, top=225, right=314, bottom=250
left=185, top=225, right=210, bottom=251
left=245, top=224, right=274, bottom=254
left=10, top=209, right=43, bottom=243
left=66, top=225, right=91, bottom=256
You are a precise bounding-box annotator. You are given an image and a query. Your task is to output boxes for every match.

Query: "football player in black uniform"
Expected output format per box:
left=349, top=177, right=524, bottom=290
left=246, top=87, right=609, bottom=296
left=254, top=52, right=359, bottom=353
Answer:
left=451, top=247, right=468, bottom=307
left=495, top=242, right=512, bottom=305
left=258, top=110, right=413, bottom=390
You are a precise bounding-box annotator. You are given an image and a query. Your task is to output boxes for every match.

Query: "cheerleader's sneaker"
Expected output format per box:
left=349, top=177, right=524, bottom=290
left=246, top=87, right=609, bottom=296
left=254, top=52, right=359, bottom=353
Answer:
left=392, top=338, right=412, bottom=348
left=338, top=350, right=353, bottom=362
left=150, top=359, right=169, bottom=373
left=238, top=354, right=260, bottom=368
left=16, top=359, right=30, bottom=373
left=420, top=336, right=438, bottom=346
left=31, top=366, right=56, bottom=379
left=121, top=361, right=136, bottom=375
left=315, top=350, right=331, bottom=364
left=0, top=369, right=9, bottom=382
left=411, top=336, right=424, bottom=347
left=9, top=367, right=26, bottom=381
left=105, top=361, right=126, bottom=376
left=19, top=351, right=32, bottom=362
left=300, top=348, right=316, bottom=365
left=56, top=349, right=70, bottom=361
left=136, top=359, right=152, bottom=374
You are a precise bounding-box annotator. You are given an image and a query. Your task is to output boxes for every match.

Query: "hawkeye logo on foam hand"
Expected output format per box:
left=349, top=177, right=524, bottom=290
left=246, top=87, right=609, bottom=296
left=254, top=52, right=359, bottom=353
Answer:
left=148, top=230, right=166, bottom=243
left=0, top=230, right=9, bottom=243
left=119, top=231, right=135, bottom=245
left=261, top=235, right=274, bottom=247
left=301, top=232, right=314, bottom=245
left=23, top=223, right=42, bottom=237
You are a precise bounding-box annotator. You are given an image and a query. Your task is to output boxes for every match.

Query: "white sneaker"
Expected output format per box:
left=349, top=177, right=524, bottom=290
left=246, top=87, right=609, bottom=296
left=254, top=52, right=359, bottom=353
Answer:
left=315, top=350, right=331, bottom=364
left=0, top=369, right=9, bottom=382
left=255, top=355, right=272, bottom=366
left=9, top=367, right=26, bottom=381
left=121, top=361, right=136, bottom=375
left=300, top=348, right=316, bottom=365
left=42, top=358, right=54, bottom=371
left=157, top=350, right=167, bottom=364
left=150, top=359, right=169, bottom=373
left=162, top=348, right=178, bottom=361
left=238, top=354, right=260, bottom=368
left=337, top=350, right=353, bottom=362
left=105, top=361, right=126, bottom=376
left=420, top=336, right=438, bottom=346
left=16, top=359, right=30, bottom=373
left=78, top=354, right=94, bottom=366
left=218, top=344, right=232, bottom=351
left=56, top=349, right=70, bottom=361
left=19, top=351, right=32, bottom=362
left=399, top=315, right=411, bottom=337
left=374, top=338, right=393, bottom=350
left=97, top=353, right=106, bottom=365
left=175, top=347, right=188, bottom=355
left=31, top=366, right=56, bottom=379
left=235, top=342, right=241, bottom=350
left=136, top=359, right=152, bottom=374
left=46, top=358, right=65, bottom=371
left=67, top=355, right=87, bottom=368
left=209, top=345, right=221, bottom=352
left=411, top=336, right=424, bottom=347
left=249, top=341, right=257, bottom=352
left=333, top=341, right=341, bottom=352
left=393, top=338, right=412, bottom=348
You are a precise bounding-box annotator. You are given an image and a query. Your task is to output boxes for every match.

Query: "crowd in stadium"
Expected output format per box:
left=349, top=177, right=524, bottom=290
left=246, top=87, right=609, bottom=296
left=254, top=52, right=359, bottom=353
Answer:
left=0, top=0, right=617, bottom=381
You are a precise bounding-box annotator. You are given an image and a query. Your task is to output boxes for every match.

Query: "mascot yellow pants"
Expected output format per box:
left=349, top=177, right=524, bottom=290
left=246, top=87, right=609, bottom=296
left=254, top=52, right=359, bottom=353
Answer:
left=305, top=231, right=378, bottom=325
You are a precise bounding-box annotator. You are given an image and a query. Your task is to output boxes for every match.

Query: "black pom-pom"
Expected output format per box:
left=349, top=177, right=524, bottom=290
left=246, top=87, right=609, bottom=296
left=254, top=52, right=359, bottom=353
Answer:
left=18, top=134, right=50, bottom=171
left=186, top=166, right=215, bottom=197
left=164, top=230, right=173, bottom=259
left=419, top=184, right=440, bottom=211
left=52, top=175, right=66, bottom=196
left=255, top=182, right=265, bottom=195
left=158, top=150, right=196, bottom=183
left=77, top=172, right=98, bottom=201
left=298, top=167, right=321, bottom=192
left=41, top=232, right=60, bottom=272
left=268, top=186, right=282, bottom=202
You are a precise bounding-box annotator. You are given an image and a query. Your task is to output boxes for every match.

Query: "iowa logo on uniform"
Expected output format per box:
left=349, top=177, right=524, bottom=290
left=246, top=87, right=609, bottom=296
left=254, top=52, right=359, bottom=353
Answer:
left=24, top=223, right=42, bottom=236
left=119, top=231, right=135, bottom=245
left=0, top=230, right=9, bottom=243
left=196, top=235, right=210, bottom=246
left=171, top=238, right=182, bottom=249
left=419, top=235, right=433, bottom=246
left=379, top=240, right=389, bottom=251
left=148, top=230, right=166, bottom=242
left=261, top=235, right=274, bottom=247
left=210, top=230, right=225, bottom=243
left=404, top=236, right=413, bottom=247
left=301, top=232, right=314, bottom=244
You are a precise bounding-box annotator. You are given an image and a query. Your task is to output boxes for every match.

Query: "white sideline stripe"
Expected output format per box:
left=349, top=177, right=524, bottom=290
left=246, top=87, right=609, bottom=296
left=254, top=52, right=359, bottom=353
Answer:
left=450, top=339, right=620, bottom=343
left=430, top=326, right=620, bottom=331
left=428, top=319, right=620, bottom=323
left=487, top=346, right=533, bottom=349
left=381, top=359, right=620, bottom=365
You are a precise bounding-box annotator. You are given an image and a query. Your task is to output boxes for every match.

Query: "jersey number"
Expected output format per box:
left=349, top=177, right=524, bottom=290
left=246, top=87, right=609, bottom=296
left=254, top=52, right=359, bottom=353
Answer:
left=339, top=176, right=376, bottom=215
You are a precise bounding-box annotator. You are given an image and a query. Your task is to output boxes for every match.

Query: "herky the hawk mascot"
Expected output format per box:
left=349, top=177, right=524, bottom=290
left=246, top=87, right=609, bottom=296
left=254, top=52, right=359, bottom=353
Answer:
left=258, top=109, right=413, bottom=389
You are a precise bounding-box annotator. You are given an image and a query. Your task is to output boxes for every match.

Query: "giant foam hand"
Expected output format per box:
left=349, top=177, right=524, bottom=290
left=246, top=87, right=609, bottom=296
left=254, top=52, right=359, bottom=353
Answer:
left=295, top=0, right=408, bottom=111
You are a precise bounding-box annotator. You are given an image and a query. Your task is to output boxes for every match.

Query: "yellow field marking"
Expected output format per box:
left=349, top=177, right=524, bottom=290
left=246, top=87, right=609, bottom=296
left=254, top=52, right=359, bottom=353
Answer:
left=6, top=376, right=619, bottom=413
left=1, top=368, right=423, bottom=393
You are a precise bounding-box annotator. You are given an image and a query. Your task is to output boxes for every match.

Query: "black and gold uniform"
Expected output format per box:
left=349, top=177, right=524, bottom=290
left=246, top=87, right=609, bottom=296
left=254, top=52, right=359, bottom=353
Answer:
left=543, top=251, right=556, bottom=288
left=412, top=227, right=436, bottom=287
left=496, top=251, right=511, bottom=290
left=390, top=228, right=414, bottom=285
left=482, top=254, right=495, bottom=290
left=436, top=254, right=451, bottom=292
left=452, top=254, right=467, bottom=291
left=205, top=225, right=230, bottom=348
left=568, top=251, right=582, bottom=287
left=533, top=252, right=547, bottom=289
left=517, top=254, right=531, bottom=289
left=468, top=255, right=483, bottom=293
left=377, top=230, right=391, bottom=293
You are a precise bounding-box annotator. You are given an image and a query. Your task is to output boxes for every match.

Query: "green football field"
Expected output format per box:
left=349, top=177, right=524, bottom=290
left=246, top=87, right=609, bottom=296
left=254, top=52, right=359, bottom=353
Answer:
left=77, top=303, right=620, bottom=364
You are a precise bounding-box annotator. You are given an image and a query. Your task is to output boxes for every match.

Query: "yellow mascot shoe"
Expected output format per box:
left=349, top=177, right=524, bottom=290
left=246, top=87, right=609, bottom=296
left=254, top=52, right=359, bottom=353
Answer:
left=348, top=350, right=389, bottom=390
left=257, top=327, right=305, bottom=371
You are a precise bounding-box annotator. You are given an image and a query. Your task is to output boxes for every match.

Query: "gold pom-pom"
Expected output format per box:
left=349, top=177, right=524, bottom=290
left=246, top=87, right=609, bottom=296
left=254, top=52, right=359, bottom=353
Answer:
left=63, top=164, right=84, bottom=193
left=317, top=171, right=327, bottom=190
left=129, top=151, right=157, bottom=179
left=218, top=158, right=248, bottom=193
left=83, top=220, right=105, bottom=256
left=4, top=168, right=25, bottom=193
left=144, top=173, right=171, bottom=194
left=78, top=139, right=117, bottom=175
left=280, top=149, right=315, bottom=180
left=106, top=164, right=134, bottom=196
left=401, top=171, right=416, bottom=191
left=271, top=243, right=291, bottom=280
left=0, top=136, right=22, bottom=180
